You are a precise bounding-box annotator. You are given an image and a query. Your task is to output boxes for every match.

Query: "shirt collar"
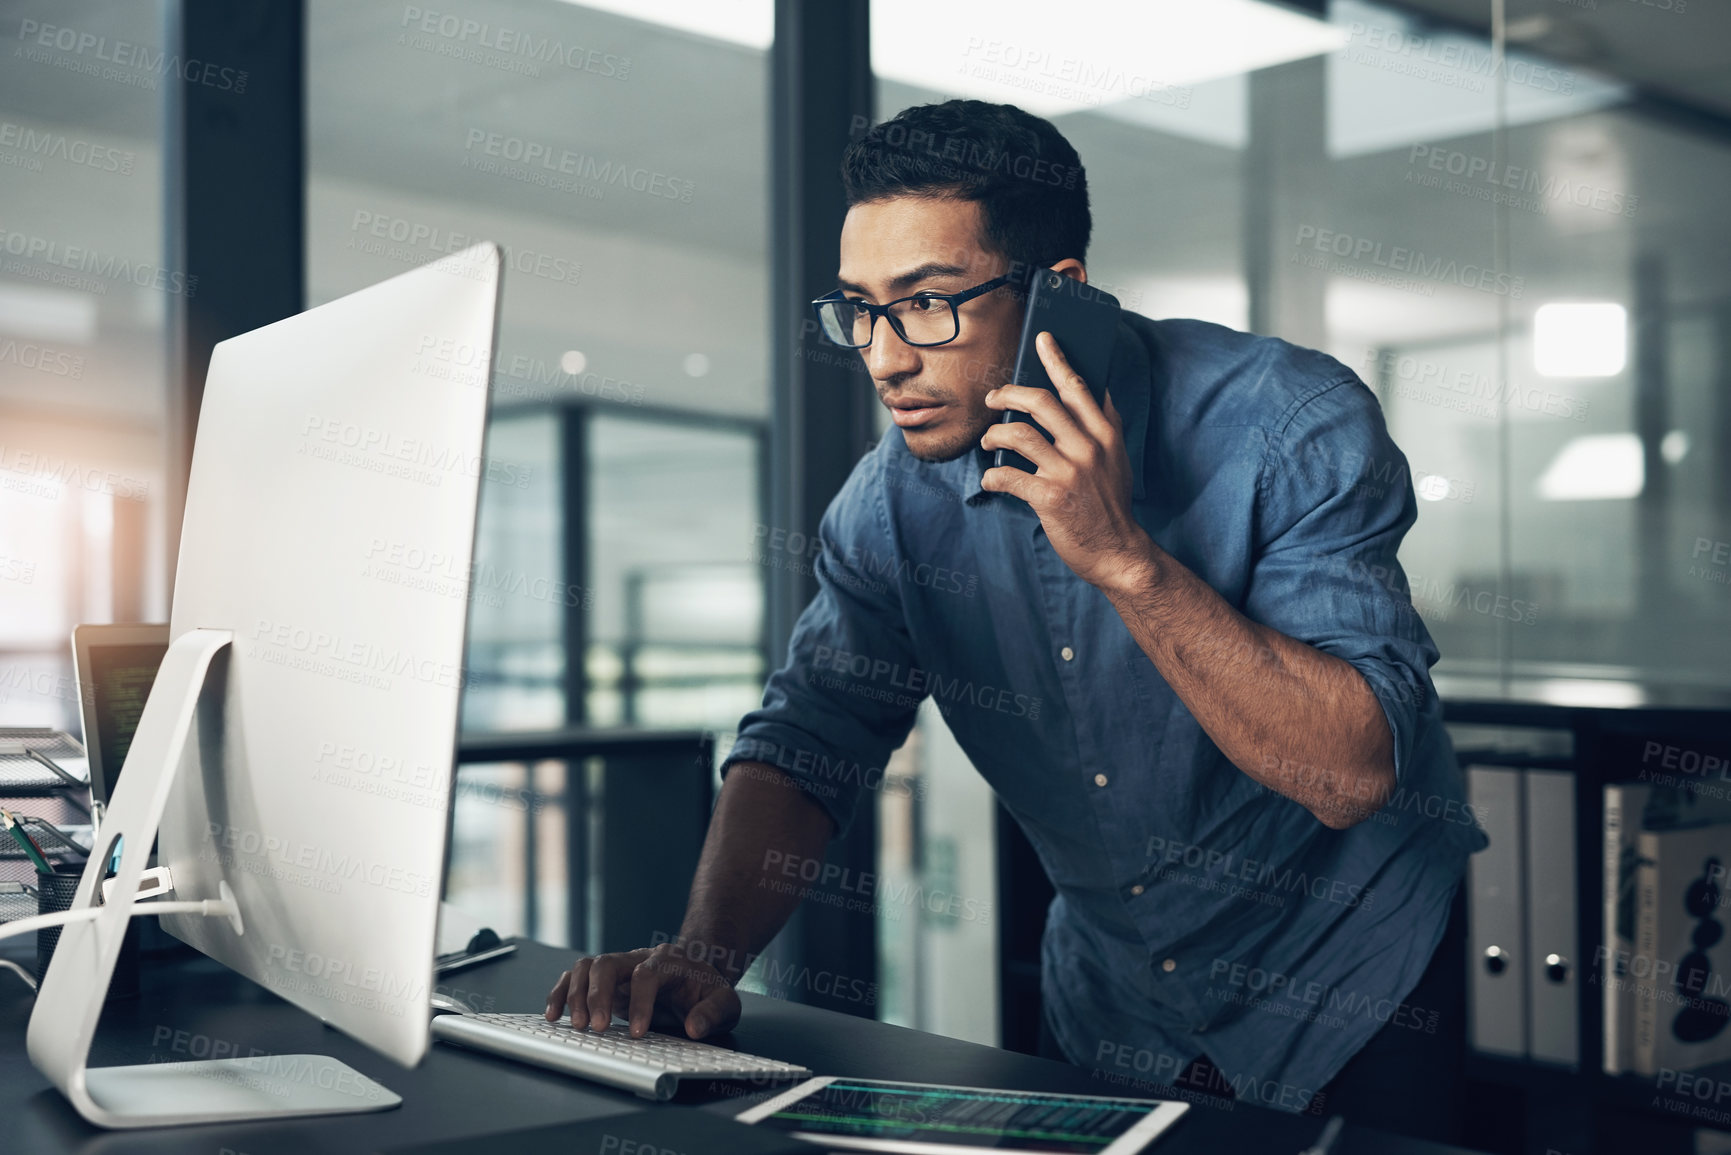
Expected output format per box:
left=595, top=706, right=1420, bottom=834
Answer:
left=944, top=317, right=1152, bottom=507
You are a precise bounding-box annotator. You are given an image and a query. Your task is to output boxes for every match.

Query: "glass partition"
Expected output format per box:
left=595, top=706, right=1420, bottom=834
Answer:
left=869, top=0, right=1731, bottom=1043
left=0, top=0, right=173, bottom=732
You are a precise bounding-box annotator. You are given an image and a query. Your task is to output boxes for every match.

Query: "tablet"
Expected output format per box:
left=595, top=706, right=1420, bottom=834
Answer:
left=734, top=1076, right=1189, bottom=1154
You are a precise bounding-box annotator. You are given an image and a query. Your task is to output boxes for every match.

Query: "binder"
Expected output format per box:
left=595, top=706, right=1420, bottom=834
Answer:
left=1525, top=770, right=1578, bottom=1066
left=1603, top=783, right=1652, bottom=1074
left=1467, top=765, right=1527, bottom=1057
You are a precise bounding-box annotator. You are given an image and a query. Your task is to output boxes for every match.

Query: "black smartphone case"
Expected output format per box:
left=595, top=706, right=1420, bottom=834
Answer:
left=993, top=268, right=1122, bottom=473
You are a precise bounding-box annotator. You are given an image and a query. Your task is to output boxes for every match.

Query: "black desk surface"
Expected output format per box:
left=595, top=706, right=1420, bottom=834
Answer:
left=1, top=937, right=1479, bottom=1154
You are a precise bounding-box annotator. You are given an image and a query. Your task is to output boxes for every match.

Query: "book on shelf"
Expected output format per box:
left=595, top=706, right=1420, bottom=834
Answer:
left=1632, top=821, right=1731, bottom=1076
left=1604, top=782, right=1731, bottom=1076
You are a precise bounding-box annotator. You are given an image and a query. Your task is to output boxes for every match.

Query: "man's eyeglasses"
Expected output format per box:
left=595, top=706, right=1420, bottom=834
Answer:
left=811, top=272, right=1018, bottom=349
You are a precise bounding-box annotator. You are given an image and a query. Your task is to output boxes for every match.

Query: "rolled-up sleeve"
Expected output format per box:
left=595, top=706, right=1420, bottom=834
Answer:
left=720, top=450, right=925, bottom=835
left=1242, top=376, right=1438, bottom=784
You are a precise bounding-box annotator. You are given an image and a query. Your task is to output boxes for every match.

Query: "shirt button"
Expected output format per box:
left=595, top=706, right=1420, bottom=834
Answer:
left=1060, top=646, right=1075, bottom=661
left=1162, top=958, right=1177, bottom=973
left=1130, top=885, right=1144, bottom=896
left=1094, top=773, right=1108, bottom=787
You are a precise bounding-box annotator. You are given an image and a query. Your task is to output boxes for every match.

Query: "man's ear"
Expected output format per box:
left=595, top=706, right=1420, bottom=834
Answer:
left=1049, top=258, right=1087, bottom=284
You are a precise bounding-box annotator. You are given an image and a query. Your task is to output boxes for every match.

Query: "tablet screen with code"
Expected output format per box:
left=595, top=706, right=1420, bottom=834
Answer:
left=738, top=1077, right=1187, bottom=1154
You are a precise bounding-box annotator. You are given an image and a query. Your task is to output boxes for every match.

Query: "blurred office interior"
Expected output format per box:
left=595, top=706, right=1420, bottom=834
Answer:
left=1, top=2, right=1727, bottom=1148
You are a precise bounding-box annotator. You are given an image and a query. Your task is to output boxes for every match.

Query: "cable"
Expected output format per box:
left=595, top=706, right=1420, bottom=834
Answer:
left=0, top=957, right=37, bottom=992
left=0, top=896, right=241, bottom=947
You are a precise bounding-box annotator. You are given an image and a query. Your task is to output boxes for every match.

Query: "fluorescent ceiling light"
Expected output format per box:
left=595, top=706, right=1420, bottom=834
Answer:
left=0, top=284, right=97, bottom=343
left=1533, top=302, right=1626, bottom=377
left=1536, top=433, right=1642, bottom=501
left=559, top=0, right=772, bottom=49
left=871, top=0, right=1346, bottom=117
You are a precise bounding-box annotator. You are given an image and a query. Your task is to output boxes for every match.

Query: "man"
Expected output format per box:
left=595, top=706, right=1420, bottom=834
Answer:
left=546, top=100, right=1487, bottom=1142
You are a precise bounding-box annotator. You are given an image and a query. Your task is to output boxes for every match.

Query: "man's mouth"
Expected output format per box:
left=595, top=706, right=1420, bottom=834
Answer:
left=885, top=397, right=944, bottom=428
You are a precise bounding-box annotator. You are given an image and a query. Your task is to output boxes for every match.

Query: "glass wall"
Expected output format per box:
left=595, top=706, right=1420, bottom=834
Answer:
left=307, top=0, right=774, bottom=943
left=0, top=0, right=174, bottom=732
left=869, top=0, right=1731, bottom=1042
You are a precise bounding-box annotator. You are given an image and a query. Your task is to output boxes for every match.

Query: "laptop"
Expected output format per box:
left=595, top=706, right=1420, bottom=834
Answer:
left=71, top=623, right=169, bottom=807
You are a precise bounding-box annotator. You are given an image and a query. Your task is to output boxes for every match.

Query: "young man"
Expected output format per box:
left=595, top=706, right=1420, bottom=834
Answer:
left=547, top=100, right=1486, bottom=1141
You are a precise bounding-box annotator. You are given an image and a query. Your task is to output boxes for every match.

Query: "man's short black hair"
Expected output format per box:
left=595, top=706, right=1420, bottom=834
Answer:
left=840, top=100, right=1091, bottom=278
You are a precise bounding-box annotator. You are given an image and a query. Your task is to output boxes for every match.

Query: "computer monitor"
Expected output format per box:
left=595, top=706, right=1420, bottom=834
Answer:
left=71, top=623, right=169, bottom=807
left=27, top=243, right=502, bottom=1128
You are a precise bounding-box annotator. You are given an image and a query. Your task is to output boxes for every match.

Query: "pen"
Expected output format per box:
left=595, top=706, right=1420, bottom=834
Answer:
left=2, top=810, right=54, bottom=874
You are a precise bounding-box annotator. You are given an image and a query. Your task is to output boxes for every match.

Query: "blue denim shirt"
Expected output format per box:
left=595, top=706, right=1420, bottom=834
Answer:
left=722, top=314, right=1489, bottom=1111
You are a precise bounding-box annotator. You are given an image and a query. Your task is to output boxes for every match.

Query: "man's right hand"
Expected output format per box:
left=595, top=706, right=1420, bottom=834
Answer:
left=544, top=942, right=742, bottom=1040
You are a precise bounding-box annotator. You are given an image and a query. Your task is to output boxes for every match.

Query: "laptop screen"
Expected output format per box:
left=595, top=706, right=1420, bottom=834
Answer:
left=73, top=626, right=169, bottom=804
left=88, top=642, right=167, bottom=792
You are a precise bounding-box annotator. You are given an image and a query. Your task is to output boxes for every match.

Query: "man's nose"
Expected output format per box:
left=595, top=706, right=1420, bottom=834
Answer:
left=865, top=320, right=920, bottom=381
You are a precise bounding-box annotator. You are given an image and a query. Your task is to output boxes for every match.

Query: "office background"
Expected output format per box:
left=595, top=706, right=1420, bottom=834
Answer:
left=1, top=0, right=1727, bottom=1148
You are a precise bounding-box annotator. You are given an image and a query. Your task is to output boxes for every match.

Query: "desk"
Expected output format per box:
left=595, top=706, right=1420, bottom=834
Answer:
left=2, top=937, right=1483, bottom=1154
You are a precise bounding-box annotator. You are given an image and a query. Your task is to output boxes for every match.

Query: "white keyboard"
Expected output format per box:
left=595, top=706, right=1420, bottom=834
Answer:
left=429, top=1012, right=812, bottom=1101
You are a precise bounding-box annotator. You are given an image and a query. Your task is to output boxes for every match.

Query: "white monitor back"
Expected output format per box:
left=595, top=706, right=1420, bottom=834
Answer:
left=156, top=244, right=501, bottom=1067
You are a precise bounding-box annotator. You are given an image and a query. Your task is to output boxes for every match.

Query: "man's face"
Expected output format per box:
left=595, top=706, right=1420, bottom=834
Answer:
left=836, top=197, right=1024, bottom=463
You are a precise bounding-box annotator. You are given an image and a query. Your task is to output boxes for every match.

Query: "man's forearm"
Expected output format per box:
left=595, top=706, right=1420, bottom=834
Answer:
left=1100, top=535, right=1395, bottom=829
left=675, top=760, right=837, bottom=984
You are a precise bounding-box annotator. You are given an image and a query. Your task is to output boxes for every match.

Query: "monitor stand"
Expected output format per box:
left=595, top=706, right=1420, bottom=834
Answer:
left=26, top=628, right=402, bottom=1128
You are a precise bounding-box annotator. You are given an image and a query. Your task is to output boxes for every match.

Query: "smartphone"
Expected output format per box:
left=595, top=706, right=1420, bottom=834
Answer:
left=993, top=267, right=1121, bottom=473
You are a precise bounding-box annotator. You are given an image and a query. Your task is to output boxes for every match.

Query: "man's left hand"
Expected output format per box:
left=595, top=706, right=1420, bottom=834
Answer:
left=979, top=331, right=1154, bottom=592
